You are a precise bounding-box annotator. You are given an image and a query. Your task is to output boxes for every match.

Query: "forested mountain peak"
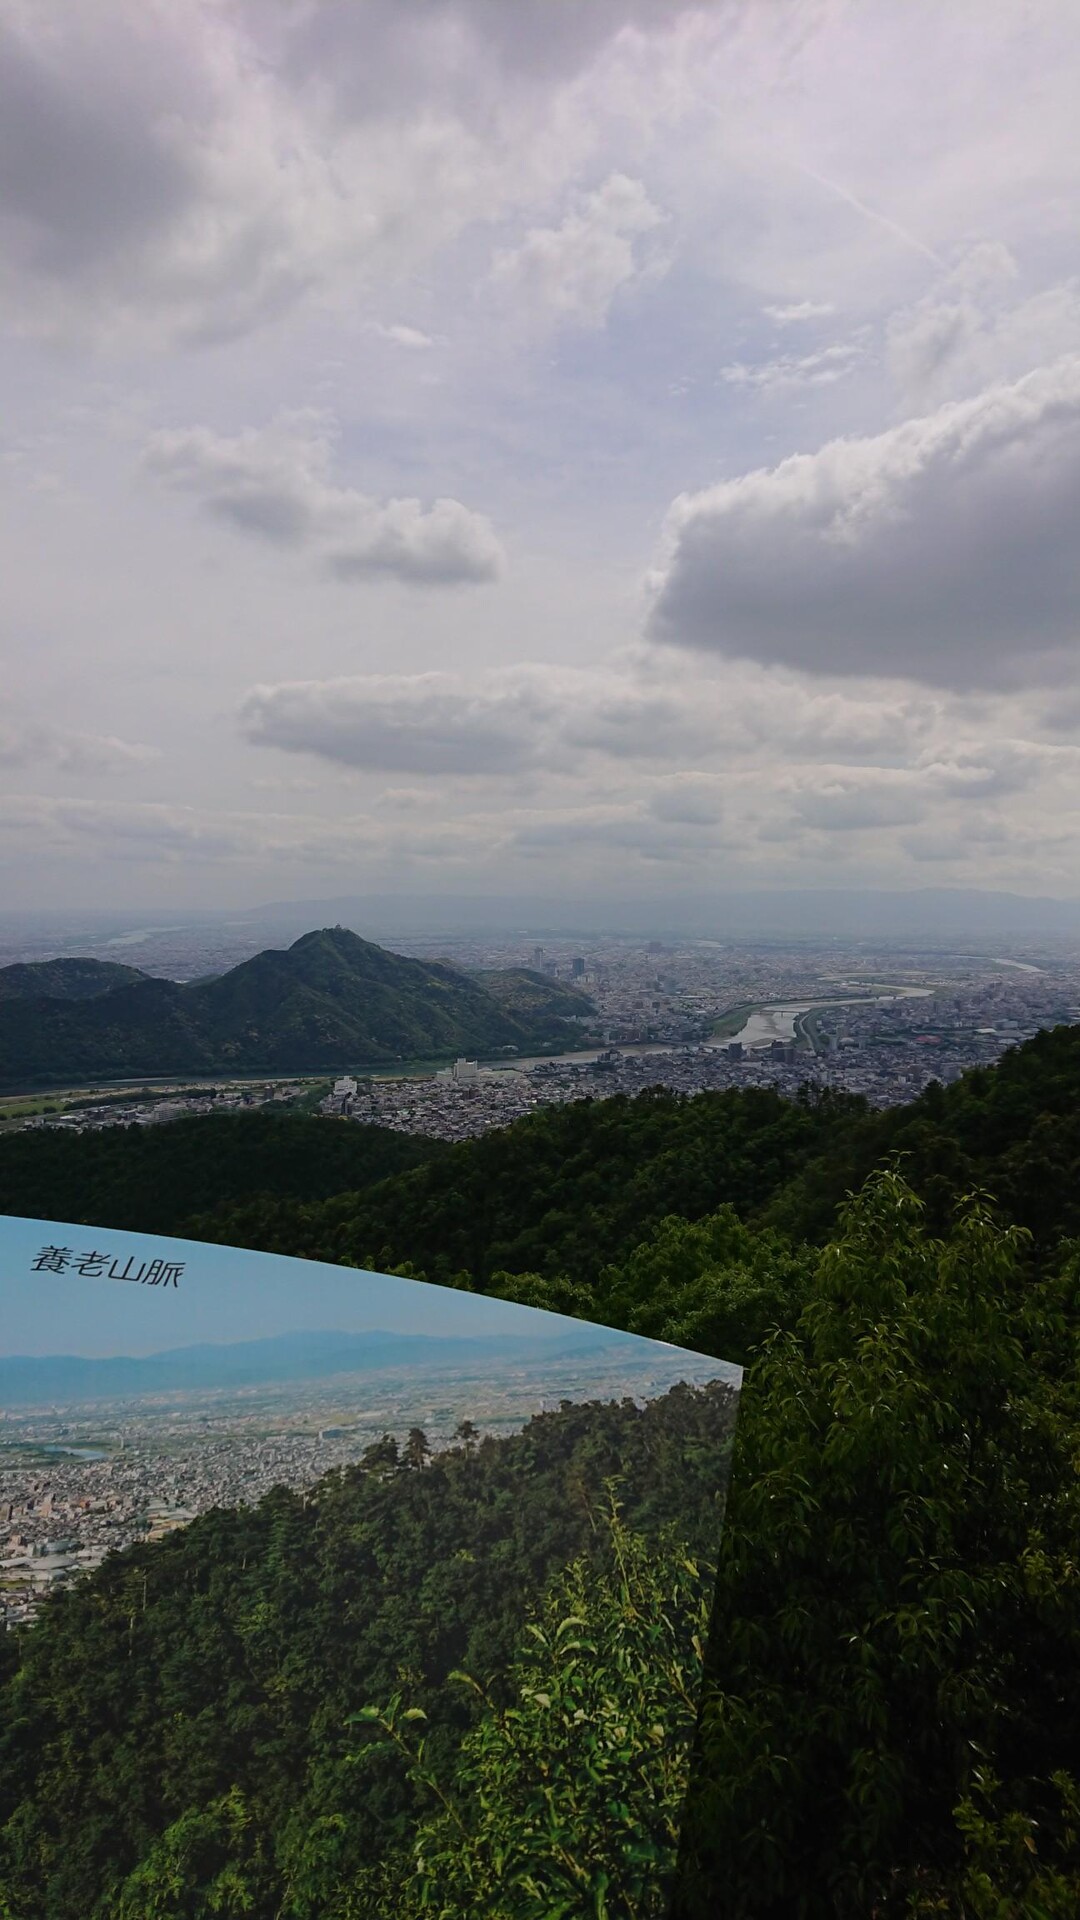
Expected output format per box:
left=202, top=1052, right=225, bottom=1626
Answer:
left=0, top=928, right=594, bottom=1088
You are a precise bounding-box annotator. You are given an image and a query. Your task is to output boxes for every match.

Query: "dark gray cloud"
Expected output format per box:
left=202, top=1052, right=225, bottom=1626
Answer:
left=0, top=9, right=194, bottom=274
left=0, top=0, right=698, bottom=345
left=273, top=0, right=697, bottom=109
left=0, top=2, right=293, bottom=342
left=649, top=356, right=1080, bottom=689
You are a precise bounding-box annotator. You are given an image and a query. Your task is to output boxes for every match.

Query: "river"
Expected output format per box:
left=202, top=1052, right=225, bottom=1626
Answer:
left=725, top=987, right=932, bottom=1049
left=37, top=1443, right=109, bottom=1461
left=496, top=986, right=933, bottom=1069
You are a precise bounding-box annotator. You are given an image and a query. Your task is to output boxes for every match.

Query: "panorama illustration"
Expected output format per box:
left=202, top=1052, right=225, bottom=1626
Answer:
left=0, top=1214, right=740, bottom=1920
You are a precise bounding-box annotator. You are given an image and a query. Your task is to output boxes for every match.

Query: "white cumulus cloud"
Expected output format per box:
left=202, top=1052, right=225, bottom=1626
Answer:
left=720, top=339, right=867, bottom=394
left=763, top=300, right=837, bottom=325
left=488, top=173, right=665, bottom=329
left=144, top=417, right=504, bottom=586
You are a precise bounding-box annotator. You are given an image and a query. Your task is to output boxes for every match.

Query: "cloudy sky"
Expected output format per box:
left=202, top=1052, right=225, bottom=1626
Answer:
left=3, top=0, right=1079, bottom=911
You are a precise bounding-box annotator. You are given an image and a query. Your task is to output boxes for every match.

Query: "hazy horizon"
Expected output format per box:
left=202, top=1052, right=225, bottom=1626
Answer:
left=3, top=884, right=1080, bottom=953
left=2, top=1325, right=631, bottom=1364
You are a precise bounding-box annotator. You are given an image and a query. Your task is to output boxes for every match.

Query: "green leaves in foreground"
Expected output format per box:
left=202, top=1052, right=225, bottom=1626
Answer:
left=352, top=1513, right=713, bottom=1920
left=678, top=1171, right=1080, bottom=1918
left=6, top=1147, right=1080, bottom=1916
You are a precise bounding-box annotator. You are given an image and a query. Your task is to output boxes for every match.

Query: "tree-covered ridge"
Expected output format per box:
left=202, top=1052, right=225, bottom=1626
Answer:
left=762, top=1017, right=1080, bottom=1245
left=184, top=1083, right=863, bottom=1283
left=7, top=1022, right=1079, bottom=1279
left=0, top=1110, right=443, bottom=1237
left=472, top=965, right=596, bottom=1023
left=0, top=926, right=595, bottom=1089
left=168, top=1023, right=1080, bottom=1281
left=0, top=1382, right=734, bottom=1920
left=0, top=958, right=148, bottom=1001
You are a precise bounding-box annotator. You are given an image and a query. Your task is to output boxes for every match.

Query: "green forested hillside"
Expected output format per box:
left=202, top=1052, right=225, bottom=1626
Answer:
left=4, top=1026, right=1080, bottom=1913
left=762, top=1018, right=1080, bottom=1245
left=0, top=958, right=148, bottom=1001
left=0, top=1384, right=733, bottom=1920
left=184, top=1084, right=866, bottom=1282
left=0, top=1110, right=443, bottom=1237
left=0, top=927, right=594, bottom=1088
left=472, top=965, right=595, bottom=1022
left=174, top=1022, right=1080, bottom=1278
left=8, top=1023, right=1078, bottom=1280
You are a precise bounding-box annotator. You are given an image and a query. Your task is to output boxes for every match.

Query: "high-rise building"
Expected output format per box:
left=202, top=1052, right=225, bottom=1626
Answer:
left=531, top=945, right=544, bottom=969
left=571, top=956, right=585, bottom=978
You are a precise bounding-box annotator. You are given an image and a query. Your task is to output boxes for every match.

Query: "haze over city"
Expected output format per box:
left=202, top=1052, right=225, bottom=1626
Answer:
left=3, top=1, right=1079, bottom=918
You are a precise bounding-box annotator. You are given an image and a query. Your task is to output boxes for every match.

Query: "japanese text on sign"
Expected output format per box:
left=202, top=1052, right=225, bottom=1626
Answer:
left=31, top=1246, right=184, bottom=1287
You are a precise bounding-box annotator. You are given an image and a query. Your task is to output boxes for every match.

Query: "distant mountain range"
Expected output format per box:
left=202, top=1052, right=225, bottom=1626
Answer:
left=0, top=1324, right=637, bottom=1406
left=0, top=927, right=596, bottom=1089
left=221, top=887, right=1080, bottom=940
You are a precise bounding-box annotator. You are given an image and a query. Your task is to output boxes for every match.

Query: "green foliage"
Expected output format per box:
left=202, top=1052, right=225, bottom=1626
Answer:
left=188, top=1083, right=861, bottom=1286
left=355, top=1513, right=712, bottom=1920
left=0, top=1386, right=734, bottom=1919
left=185, top=1027, right=1080, bottom=1291
left=482, top=1208, right=811, bottom=1371
left=907, top=1768, right=1080, bottom=1918
left=473, top=966, right=596, bottom=1025
left=765, top=1021, right=1080, bottom=1247
left=0, top=1110, right=442, bottom=1235
left=7, top=1024, right=1080, bottom=1912
left=10, top=1019, right=1080, bottom=1275
left=676, top=1172, right=1080, bottom=1917
left=599, top=1207, right=814, bottom=1369
left=111, top=1789, right=274, bottom=1919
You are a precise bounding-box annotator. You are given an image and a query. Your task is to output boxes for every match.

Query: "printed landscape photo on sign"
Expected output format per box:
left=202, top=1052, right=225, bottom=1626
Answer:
left=0, top=1214, right=741, bottom=1920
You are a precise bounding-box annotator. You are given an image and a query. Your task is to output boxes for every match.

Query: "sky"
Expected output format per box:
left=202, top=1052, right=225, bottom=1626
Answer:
left=0, top=1212, right=624, bottom=1355
left=2, top=0, right=1079, bottom=912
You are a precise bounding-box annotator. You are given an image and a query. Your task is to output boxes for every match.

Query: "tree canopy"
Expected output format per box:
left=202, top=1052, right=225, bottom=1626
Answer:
left=4, top=1024, right=1080, bottom=1911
